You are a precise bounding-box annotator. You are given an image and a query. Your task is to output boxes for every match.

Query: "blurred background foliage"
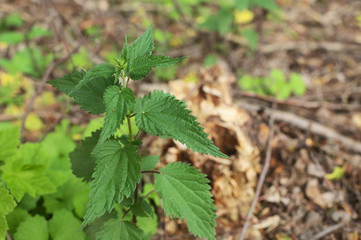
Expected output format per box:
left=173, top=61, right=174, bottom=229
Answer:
left=1, top=0, right=361, bottom=239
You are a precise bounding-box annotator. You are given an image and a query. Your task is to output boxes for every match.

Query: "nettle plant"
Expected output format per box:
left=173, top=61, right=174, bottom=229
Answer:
left=49, top=26, right=228, bottom=240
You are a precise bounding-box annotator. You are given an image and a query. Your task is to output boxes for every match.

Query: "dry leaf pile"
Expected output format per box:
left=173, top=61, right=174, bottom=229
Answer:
left=144, top=61, right=361, bottom=239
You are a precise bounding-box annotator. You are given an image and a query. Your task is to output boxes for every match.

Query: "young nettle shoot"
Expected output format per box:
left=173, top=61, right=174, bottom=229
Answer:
left=49, top=25, right=228, bottom=240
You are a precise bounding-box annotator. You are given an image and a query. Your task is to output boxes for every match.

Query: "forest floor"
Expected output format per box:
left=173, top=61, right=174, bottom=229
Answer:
left=1, top=0, right=361, bottom=239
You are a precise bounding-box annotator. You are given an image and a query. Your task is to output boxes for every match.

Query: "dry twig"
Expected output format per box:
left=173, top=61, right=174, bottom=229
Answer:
left=6, top=231, right=12, bottom=240
left=19, top=46, right=79, bottom=140
left=239, top=116, right=275, bottom=240
left=309, top=222, right=345, bottom=240
left=237, top=92, right=361, bottom=111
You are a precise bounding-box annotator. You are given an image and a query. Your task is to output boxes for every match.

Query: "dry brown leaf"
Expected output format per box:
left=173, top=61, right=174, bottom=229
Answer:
left=252, top=215, right=281, bottom=232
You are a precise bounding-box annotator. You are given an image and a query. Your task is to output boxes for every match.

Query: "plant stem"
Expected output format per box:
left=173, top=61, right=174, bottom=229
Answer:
left=143, top=190, right=156, bottom=199
left=134, top=130, right=141, bottom=139
left=121, top=208, right=131, bottom=221
left=141, top=170, right=161, bottom=174
left=120, top=190, right=157, bottom=222
left=127, top=116, right=133, bottom=142
left=132, top=184, right=139, bottom=224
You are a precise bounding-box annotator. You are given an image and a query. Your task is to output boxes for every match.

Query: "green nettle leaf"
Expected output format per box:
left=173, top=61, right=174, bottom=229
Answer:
left=128, top=25, right=154, bottom=63
left=14, top=215, right=48, bottom=240
left=121, top=25, right=185, bottom=80
left=119, top=37, right=129, bottom=62
left=96, top=220, right=145, bottom=240
left=140, top=155, right=159, bottom=171
left=134, top=90, right=229, bottom=158
left=70, top=130, right=101, bottom=182
left=81, top=142, right=141, bottom=229
left=99, top=86, right=136, bottom=144
left=0, top=187, right=16, bottom=215
left=69, top=63, right=115, bottom=95
left=48, top=210, right=86, bottom=240
left=130, top=199, right=153, bottom=217
left=129, top=55, right=186, bottom=80
left=154, top=162, right=217, bottom=240
left=48, top=70, right=114, bottom=114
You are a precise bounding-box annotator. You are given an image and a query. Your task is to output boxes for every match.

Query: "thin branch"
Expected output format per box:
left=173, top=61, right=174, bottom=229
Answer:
left=127, top=117, right=133, bottom=142
left=24, top=20, right=42, bottom=74
left=239, top=116, right=275, bottom=240
left=19, top=46, right=80, bottom=141
left=134, top=130, right=141, bottom=139
left=225, top=34, right=361, bottom=54
left=143, top=190, right=156, bottom=200
left=162, top=209, right=168, bottom=240
left=6, top=231, right=12, bottom=240
left=20, top=60, right=55, bottom=140
left=309, top=222, right=345, bottom=240
left=0, top=114, right=22, bottom=122
left=39, top=98, right=71, bottom=141
left=132, top=184, right=139, bottom=224
left=45, top=0, right=77, bottom=68
left=120, top=190, right=157, bottom=222
left=141, top=170, right=161, bottom=174
left=121, top=208, right=131, bottom=221
left=237, top=91, right=361, bottom=111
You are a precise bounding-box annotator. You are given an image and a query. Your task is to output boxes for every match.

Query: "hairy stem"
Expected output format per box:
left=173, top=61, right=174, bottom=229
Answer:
left=127, top=116, right=133, bottom=142
left=134, top=130, right=141, bottom=139
left=120, top=190, right=157, bottom=222
left=132, top=184, right=139, bottom=224
left=141, top=170, right=161, bottom=174
left=121, top=208, right=131, bottom=221
left=143, top=190, right=156, bottom=199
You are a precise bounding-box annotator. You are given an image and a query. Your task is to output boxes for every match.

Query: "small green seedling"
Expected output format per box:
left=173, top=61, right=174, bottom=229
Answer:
left=238, top=69, right=306, bottom=99
left=49, top=26, right=228, bottom=240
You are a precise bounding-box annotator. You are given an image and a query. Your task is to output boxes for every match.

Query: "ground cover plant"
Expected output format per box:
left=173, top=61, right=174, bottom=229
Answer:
left=48, top=26, right=228, bottom=240
left=238, top=69, right=306, bottom=99
left=0, top=120, right=90, bottom=240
